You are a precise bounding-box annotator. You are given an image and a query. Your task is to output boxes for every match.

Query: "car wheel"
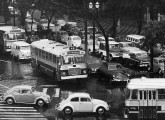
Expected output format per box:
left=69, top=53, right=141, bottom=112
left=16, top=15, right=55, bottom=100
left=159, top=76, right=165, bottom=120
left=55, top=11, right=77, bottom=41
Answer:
left=96, top=107, right=105, bottom=115
left=6, top=98, right=14, bottom=105
left=36, top=99, right=45, bottom=107
left=63, top=107, right=73, bottom=115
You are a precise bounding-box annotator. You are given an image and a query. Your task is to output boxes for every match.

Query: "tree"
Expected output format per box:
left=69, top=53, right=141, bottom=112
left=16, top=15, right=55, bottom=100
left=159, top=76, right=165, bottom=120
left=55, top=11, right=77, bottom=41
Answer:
left=142, top=20, right=165, bottom=77
left=17, top=0, right=33, bottom=27
left=3, top=0, right=10, bottom=24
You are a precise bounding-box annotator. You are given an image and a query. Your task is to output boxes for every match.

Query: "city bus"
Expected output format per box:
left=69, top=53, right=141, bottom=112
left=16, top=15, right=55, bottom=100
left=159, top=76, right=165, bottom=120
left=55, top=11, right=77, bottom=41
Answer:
left=124, top=77, right=165, bottom=120
left=31, top=39, right=88, bottom=81
left=0, top=26, right=26, bottom=53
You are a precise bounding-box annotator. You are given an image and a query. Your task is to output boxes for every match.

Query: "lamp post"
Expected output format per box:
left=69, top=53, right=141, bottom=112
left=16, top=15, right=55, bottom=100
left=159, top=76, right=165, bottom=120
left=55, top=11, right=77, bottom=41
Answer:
left=89, top=2, right=99, bottom=54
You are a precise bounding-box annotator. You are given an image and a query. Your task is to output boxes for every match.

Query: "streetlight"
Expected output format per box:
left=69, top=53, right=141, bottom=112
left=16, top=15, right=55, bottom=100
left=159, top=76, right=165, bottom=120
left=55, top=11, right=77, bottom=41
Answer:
left=89, top=2, right=99, bottom=54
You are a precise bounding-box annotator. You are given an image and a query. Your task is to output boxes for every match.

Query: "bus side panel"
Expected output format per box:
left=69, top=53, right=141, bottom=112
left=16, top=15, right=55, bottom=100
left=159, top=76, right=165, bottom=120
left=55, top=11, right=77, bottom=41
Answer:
left=37, top=60, right=58, bottom=80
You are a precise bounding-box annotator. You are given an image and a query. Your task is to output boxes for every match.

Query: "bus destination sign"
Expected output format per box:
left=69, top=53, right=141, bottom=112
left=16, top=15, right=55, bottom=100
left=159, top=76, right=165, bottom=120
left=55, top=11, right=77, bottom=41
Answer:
left=67, top=51, right=80, bottom=54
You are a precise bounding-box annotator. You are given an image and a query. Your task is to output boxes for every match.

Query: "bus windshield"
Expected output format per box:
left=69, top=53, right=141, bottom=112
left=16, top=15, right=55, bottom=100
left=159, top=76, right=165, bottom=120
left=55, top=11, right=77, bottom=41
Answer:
left=7, top=33, right=25, bottom=40
left=16, top=33, right=25, bottom=39
left=62, top=55, right=85, bottom=64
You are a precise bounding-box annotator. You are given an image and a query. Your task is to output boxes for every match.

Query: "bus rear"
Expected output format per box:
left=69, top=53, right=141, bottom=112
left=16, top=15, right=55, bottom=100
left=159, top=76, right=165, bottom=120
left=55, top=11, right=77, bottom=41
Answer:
left=0, top=26, right=26, bottom=53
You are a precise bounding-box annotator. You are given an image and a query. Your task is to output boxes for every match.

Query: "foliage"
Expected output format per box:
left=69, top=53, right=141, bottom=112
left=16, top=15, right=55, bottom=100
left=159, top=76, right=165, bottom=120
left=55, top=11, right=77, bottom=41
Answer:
left=17, top=0, right=34, bottom=27
left=142, top=20, right=165, bottom=50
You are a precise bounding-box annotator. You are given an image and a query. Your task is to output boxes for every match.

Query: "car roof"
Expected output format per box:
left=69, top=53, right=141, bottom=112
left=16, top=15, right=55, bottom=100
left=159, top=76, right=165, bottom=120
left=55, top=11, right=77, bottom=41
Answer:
left=68, top=92, right=90, bottom=98
left=12, top=41, right=30, bottom=46
left=126, top=34, right=145, bottom=39
left=11, top=85, right=32, bottom=90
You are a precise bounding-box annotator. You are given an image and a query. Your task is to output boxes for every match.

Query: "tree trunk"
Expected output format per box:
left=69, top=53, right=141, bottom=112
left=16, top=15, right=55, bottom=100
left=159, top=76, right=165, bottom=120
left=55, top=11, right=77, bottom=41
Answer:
left=95, top=19, right=109, bottom=62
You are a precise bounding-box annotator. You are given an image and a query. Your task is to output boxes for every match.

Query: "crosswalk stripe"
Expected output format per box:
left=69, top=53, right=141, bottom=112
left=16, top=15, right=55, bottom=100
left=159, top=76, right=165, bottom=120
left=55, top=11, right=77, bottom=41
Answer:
left=0, top=118, right=47, bottom=120
left=0, top=112, right=41, bottom=115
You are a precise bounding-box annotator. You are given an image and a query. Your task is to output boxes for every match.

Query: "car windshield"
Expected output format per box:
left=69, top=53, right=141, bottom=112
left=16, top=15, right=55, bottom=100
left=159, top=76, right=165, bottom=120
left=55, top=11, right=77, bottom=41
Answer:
left=159, top=59, right=165, bottom=63
left=108, top=65, right=117, bottom=70
left=73, top=37, right=81, bottom=41
left=136, top=53, right=148, bottom=58
left=31, top=87, right=35, bottom=92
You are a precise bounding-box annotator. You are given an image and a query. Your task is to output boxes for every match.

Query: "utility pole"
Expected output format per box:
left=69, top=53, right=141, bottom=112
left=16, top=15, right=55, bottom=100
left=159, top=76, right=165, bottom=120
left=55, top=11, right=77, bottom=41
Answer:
left=84, top=1, right=88, bottom=63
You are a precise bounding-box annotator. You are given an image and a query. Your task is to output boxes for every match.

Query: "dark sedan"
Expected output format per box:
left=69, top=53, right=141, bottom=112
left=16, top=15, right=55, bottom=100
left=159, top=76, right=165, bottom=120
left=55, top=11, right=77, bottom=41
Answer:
left=97, top=62, right=133, bottom=85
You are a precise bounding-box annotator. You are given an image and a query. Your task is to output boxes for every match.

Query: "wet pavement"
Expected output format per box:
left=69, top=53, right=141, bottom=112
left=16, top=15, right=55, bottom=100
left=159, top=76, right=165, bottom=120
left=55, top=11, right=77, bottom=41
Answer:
left=0, top=54, right=132, bottom=120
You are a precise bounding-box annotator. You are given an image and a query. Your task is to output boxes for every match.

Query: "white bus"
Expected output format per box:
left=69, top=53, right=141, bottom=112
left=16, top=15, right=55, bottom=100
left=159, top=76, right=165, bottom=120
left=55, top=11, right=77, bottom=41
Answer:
left=11, top=41, right=31, bottom=60
left=124, top=77, right=165, bottom=120
left=126, top=34, right=145, bottom=44
left=0, top=26, right=26, bottom=53
left=31, top=39, right=88, bottom=81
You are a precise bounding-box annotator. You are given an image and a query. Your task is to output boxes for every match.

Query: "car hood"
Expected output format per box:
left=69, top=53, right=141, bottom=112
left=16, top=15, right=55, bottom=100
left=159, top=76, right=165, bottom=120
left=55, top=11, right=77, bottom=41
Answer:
left=33, top=91, right=48, bottom=96
left=92, top=99, right=107, bottom=105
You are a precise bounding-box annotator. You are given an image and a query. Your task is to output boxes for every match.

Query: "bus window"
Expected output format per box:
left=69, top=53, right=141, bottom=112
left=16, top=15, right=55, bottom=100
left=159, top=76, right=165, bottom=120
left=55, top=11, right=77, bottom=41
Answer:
left=49, top=53, right=52, bottom=61
left=144, top=91, right=147, bottom=99
left=42, top=50, right=45, bottom=59
left=53, top=55, right=56, bottom=63
left=131, top=89, right=138, bottom=99
left=46, top=52, right=48, bottom=60
left=38, top=49, right=41, bottom=57
left=149, top=91, right=152, bottom=100
left=140, top=91, right=143, bottom=99
left=158, top=89, right=165, bottom=99
left=62, top=56, right=73, bottom=64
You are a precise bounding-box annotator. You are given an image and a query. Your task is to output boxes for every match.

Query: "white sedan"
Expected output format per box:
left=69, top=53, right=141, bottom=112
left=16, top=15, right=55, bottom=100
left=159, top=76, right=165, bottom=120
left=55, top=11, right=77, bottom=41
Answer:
left=2, top=85, right=50, bottom=107
left=56, top=92, right=109, bottom=115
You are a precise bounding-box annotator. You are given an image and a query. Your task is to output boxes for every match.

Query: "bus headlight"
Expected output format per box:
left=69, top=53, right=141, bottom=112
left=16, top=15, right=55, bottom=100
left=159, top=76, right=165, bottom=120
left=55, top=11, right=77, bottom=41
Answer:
left=82, top=69, right=87, bottom=74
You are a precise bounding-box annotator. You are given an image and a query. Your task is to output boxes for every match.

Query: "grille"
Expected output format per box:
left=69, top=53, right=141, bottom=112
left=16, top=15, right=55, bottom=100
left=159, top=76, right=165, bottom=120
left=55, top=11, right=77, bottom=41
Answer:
left=68, top=68, right=81, bottom=75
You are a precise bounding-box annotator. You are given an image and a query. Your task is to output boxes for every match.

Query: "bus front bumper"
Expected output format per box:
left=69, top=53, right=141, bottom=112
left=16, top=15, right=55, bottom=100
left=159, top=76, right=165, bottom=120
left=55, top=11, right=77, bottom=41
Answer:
left=61, top=75, right=88, bottom=80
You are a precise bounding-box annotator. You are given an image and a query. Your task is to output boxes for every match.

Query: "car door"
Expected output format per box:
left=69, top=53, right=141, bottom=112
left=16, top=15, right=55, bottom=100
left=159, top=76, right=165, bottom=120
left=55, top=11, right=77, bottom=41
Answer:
left=12, top=88, right=21, bottom=103
left=20, top=89, right=34, bottom=103
left=70, top=97, right=79, bottom=112
left=79, top=97, right=93, bottom=112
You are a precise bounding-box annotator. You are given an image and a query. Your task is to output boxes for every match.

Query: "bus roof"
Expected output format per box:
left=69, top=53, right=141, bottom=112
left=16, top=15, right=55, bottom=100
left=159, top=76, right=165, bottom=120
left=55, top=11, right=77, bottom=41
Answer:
left=0, top=26, right=25, bottom=33
left=127, top=77, right=165, bottom=89
left=13, top=41, right=30, bottom=46
left=126, top=34, right=145, bottom=39
left=31, top=39, right=85, bottom=56
left=101, top=41, right=119, bottom=45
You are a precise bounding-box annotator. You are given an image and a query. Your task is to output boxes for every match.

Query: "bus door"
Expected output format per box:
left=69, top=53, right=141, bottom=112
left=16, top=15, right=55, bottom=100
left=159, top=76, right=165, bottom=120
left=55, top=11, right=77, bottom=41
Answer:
left=138, top=90, right=157, bottom=120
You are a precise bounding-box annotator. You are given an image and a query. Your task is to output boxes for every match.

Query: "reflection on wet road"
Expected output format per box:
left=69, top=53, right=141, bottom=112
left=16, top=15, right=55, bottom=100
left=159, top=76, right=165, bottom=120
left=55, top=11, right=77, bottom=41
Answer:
left=0, top=59, right=127, bottom=120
